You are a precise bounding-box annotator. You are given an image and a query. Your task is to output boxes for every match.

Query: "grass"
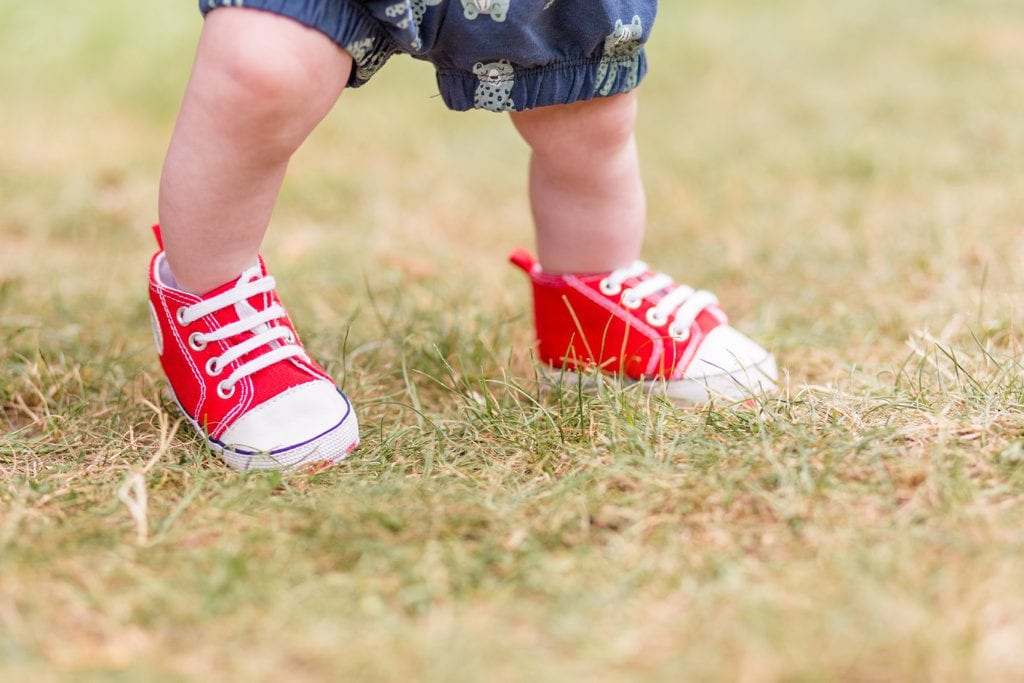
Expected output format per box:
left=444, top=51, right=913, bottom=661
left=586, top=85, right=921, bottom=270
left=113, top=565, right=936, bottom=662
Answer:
left=3, top=0, right=1024, bottom=680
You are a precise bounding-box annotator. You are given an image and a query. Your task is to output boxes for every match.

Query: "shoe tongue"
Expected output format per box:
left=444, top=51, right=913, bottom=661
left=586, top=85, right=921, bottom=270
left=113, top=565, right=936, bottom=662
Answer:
left=235, top=265, right=274, bottom=337
left=234, top=297, right=272, bottom=337
left=198, top=264, right=263, bottom=299
left=199, top=264, right=274, bottom=338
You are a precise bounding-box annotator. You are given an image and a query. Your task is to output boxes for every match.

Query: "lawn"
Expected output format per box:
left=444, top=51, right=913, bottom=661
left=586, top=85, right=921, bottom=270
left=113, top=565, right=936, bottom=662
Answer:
left=3, top=0, right=1024, bottom=680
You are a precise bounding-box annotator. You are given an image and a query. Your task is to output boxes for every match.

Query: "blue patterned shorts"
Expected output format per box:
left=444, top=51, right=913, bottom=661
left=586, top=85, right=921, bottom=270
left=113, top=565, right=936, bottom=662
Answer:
left=201, top=0, right=657, bottom=112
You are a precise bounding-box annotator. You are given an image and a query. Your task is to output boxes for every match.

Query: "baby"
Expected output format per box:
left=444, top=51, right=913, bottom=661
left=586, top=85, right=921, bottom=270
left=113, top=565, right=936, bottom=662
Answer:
left=147, top=0, right=777, bottom=471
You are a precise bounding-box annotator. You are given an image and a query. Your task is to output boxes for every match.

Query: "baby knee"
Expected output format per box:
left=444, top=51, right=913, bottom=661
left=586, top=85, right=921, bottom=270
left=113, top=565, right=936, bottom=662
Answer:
left=196, top=29, right=346, bottom=127
left=519, top=93, right=638, bottom=162
left=216, top=44, right=326, bottom=114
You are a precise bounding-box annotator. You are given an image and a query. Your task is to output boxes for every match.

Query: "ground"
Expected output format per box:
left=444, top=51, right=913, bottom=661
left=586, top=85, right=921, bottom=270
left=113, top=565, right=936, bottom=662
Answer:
left=2, top=0, right=1024, bottom=680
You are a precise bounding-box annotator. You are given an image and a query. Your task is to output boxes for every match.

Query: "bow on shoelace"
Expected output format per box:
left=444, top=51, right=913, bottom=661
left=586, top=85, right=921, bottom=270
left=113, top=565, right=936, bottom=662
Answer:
left=176, top=268, right=307, bottom=399
left=598, top=262, right=721, bottom=342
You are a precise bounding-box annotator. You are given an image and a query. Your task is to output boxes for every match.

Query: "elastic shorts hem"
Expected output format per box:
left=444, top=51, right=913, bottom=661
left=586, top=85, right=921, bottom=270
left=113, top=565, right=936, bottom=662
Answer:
left=437, top=52, right=648, bottom=112
left=201, top=0, right=651, bottom=112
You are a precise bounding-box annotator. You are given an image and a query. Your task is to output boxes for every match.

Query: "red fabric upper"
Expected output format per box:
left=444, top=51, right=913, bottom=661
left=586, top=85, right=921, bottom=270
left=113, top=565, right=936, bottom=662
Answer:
left=509, top=248, right=726, bottom=381
left=148, top=240, right=330, bottom=440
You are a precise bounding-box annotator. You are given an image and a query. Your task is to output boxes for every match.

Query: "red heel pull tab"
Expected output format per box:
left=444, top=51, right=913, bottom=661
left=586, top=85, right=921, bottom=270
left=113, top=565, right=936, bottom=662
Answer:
left=151, top=224, right=164, bottom=250
left=508, top=248, right=538, bottom=275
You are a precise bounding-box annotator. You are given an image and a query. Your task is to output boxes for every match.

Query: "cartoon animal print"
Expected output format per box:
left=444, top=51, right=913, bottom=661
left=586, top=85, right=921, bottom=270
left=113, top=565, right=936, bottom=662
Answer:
left=375, top=1, right=442, bottom=51
left=406, top=0, right=444, bottom=50
left=410, top=0, right=444, bottom=27
left=345, top=36, right=389, bottom=82
left=473, top=60, right=515, bottom=111
left=595, top=15, right=644, bottom=97
left=461, top=0, right=511, bottom=22
left=383, top=1, right=412, bottom=30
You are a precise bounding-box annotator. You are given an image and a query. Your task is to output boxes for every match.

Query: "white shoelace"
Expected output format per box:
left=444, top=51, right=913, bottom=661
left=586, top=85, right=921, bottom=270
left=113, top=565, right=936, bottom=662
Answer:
left=598, top=262, right=721, bottom=342
left=177, top=267, right=307, bottom=399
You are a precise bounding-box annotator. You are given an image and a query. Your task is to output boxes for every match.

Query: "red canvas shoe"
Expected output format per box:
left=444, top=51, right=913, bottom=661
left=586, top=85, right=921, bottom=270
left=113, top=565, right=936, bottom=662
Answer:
left=147, top=227, right=359, bottom=471
left=510, top=249, right=777, bottom=402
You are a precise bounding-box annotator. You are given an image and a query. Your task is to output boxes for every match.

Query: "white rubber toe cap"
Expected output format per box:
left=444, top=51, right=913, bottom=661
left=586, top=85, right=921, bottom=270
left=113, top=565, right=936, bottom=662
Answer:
left=216, top=380, right=358, bottom=470
left=666, top=326, right=778, bottom=402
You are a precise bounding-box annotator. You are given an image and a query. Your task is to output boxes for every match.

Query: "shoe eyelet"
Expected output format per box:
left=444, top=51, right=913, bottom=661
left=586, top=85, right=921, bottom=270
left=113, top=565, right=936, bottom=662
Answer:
left=175, top=307, right=188, bottom=326
left=669, top=324, right=691, bottom=343
left=283, top=329, right=296, bottom=344
left=621, top=290, right=642, bottom=309
left=188, top=332, right=207, bottom=351
left=599, top=278, right=621, bottom=296
left=646, top=309, right=668, bottom=327
left=205, top=357, right=222, bottom=377
left=217, top=381, right=235, bottom=399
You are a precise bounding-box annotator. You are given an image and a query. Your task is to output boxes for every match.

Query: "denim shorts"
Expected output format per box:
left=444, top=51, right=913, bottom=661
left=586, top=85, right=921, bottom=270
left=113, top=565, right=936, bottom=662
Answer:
left=201, top=0, right=657, bottom=111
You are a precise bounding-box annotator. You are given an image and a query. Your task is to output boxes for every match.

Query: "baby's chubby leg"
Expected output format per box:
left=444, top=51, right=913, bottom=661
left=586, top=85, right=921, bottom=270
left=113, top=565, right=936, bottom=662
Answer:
left=509, top=91, right=778, bottom=401
left=510, top=91, right=645, bottom=274
left=159, top=8, right=352, bottom=294
left=149, top=8, right=360, bottom=471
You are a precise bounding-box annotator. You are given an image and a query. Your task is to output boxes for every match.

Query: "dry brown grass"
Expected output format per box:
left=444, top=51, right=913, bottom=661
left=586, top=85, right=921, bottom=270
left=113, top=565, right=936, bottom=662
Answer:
left=3, top=0, right=1024, bottom=680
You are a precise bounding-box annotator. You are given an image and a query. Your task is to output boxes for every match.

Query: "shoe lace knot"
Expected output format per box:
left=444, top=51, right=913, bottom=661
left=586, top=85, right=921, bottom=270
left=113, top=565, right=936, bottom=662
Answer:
left=176, top=267, right=307, bottom=399
left=598, top=261, right=722, bottom=342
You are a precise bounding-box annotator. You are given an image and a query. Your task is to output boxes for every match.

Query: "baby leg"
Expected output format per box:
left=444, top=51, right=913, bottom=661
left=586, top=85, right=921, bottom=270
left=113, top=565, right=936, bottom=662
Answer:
left=159, top=8, right=352, bottom=294
left=509, top=91, right=778, bottom=401
left=509, top=91, right=645, bottom=274
left=150, top=8, right=361, bottom=471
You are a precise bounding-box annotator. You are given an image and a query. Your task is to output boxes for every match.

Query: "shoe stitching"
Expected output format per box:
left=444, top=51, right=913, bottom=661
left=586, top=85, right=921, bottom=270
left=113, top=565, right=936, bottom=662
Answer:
left=158, top=285, right=261, bottom=437
left=671, top=309, right=731, bottom=381
left=670, top=322, right=704, bottom=381
left=563, top=274, right=664, bottom=377
left=158, top=287, right=207, bottom=410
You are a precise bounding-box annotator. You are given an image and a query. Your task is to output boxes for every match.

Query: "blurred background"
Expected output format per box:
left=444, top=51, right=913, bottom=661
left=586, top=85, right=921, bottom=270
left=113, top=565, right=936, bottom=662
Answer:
left=2, top=0, right=1023, bottom=375
left=3, top=1, right=1024, bottom=679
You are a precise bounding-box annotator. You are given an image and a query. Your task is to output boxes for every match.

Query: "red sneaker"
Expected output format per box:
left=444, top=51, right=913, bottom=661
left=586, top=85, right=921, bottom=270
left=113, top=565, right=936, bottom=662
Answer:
left=510, top=249, right=777, bottom=402
left=148, top=228, right=359, bottom=471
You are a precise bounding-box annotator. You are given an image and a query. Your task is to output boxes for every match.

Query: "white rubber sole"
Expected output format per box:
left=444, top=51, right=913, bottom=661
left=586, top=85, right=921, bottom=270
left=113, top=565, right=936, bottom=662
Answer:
left=171, top=390, right=360, bottom=472
left=542, top=352, right=778, bottom=404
